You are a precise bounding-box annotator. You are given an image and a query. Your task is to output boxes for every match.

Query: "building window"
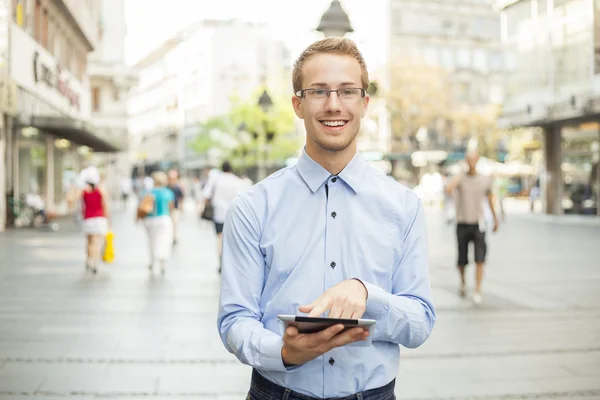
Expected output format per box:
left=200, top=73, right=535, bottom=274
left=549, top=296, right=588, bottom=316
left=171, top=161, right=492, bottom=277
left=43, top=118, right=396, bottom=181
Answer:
left=33, top=0, right=40, bottom=42
left=92, top=86, right=101, bottom=112
left=47, top=17, right=54, bottom=55
left=41, top=8, right=48, bottom=49
left=13, top=0, right=27, bottom=27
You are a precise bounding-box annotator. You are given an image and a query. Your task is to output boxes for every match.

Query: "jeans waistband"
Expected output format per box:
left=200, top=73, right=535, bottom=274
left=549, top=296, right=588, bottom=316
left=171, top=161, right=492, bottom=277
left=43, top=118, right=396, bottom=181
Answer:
left=250, top=369, right=396, bottom=400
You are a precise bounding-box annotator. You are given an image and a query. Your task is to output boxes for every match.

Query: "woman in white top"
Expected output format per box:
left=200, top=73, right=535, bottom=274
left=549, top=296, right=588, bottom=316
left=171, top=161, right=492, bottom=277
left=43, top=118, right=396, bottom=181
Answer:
left=202, top=161, right=244, bottom=273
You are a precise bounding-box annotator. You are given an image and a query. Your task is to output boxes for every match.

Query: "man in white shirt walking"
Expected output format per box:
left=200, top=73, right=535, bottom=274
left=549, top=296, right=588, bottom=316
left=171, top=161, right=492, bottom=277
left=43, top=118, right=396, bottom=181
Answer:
left=203, top=161, right=244, bottom=273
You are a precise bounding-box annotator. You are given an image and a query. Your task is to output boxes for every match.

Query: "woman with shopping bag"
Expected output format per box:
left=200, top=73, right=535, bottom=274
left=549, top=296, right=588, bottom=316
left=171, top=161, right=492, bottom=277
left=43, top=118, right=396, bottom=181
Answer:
left=80, top=167, right=110, bottom=274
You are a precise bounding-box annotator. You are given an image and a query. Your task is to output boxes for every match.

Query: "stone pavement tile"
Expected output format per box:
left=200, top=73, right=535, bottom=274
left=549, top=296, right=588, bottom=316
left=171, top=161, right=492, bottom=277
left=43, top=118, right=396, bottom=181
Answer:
left=36, top=375, right=101, bottom=394
left=96, top=374, right=157, bottom=394
left=0, top=342, right=71, bottom=359
left=0, top=373, right=45, bottom=393
left=394, top=377, right=439, bottom=399
left=157, top=363, right=250, bottom=395
left=533, top=376, right=600, bottom=392
left=0, top=362, right=107, bottom=378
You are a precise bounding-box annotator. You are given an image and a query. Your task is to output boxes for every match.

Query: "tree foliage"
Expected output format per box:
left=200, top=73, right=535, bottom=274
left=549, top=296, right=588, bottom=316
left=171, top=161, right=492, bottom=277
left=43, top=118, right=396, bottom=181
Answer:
left=189, top=90, right=301, bottom=168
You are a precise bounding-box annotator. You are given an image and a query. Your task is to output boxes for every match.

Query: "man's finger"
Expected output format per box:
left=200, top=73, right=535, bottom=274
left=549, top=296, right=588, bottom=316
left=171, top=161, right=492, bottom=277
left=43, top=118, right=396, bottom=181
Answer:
left=316, top=324, right=345, bottom=343
left=340, top=308, right=354, bottom=320
left=329, top=302, right=343, bottom=319
left=298, top=304, right=314, bottom=313
left=329, top=327, right=368, bottom=348
left=307, top=304, right=329, bottom=317
left=285, top=326, right=299, bottom=338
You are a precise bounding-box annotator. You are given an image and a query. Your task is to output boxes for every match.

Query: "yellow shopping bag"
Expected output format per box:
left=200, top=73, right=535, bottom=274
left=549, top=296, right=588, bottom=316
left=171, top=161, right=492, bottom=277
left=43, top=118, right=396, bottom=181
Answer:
left=102, top=231, right=115, bottom=263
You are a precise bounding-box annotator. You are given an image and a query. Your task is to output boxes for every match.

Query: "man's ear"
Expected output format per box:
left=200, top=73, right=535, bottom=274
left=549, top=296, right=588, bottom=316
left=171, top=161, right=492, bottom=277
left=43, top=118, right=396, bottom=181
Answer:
left=292, top=95, right=304, bottom=119
left=361, top=95, right=370, bottom=118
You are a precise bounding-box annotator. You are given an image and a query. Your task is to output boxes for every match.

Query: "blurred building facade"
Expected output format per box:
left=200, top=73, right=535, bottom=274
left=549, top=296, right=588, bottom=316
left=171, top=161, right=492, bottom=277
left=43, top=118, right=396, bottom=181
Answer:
left=499, top=0, right=600, bottom=216
left=1, top=0, right=119, bottom=231
left=387, top=0, right=506, bottom=176
left=87, top=0, right=137, bottom=196
left=128, top=19, right=291, bottom=176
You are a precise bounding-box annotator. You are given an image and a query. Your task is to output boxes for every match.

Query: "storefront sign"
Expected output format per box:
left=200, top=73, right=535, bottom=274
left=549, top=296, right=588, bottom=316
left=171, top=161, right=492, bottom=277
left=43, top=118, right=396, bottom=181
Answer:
left=0, top=74, right=18, bottom=116
left=10, top=22, right=89, bottom=119
left=33, top=51, right=80, bottom=110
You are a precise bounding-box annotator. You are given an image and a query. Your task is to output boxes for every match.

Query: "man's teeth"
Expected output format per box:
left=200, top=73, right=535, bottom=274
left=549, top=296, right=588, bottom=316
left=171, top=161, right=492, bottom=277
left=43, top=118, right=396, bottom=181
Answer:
left=322, top=121, right=346, bottom=127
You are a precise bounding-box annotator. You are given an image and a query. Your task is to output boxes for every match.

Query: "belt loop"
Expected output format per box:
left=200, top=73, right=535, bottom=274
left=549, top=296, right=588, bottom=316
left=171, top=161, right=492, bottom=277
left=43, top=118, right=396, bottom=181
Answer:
left=282, top=388, right=291, bottom=400
left=356, top=393, right=363, bottom=400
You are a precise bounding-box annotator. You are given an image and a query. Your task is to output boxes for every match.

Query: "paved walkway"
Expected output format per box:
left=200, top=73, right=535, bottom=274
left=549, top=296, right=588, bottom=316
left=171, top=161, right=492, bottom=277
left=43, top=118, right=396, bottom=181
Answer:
left=0, top=199, right=599, bottom=399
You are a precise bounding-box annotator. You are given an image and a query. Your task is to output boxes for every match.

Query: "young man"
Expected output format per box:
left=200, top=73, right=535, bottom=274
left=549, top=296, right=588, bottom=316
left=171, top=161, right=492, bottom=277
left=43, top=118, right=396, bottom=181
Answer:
left=445, top=151, right=499, bottom=305
left=217, top=38, right=435, bottom=399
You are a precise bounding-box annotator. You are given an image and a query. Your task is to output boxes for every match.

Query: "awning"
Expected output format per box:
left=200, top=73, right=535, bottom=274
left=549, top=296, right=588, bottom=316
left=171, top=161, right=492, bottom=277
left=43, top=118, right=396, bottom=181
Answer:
left=25, top=116, right=120, bottom=152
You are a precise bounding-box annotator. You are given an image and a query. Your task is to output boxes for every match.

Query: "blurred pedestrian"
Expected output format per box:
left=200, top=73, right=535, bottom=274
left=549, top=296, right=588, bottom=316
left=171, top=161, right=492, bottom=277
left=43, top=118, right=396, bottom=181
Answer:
left=80, top=167, right=110, bottom=274
left=202, top=160, right=242, bottom=273
left=167, top=169, right=184, bottom=245
left=142, top=171, right=174, bottom=275
left=446, top=151, right=499, bottom=304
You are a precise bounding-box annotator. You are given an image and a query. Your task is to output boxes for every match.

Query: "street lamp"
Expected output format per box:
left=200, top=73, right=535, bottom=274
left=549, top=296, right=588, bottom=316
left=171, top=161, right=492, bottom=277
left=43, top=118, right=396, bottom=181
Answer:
left=316, top=0, right=353, bottom=38
left=257, top=89, right=274, bottom=180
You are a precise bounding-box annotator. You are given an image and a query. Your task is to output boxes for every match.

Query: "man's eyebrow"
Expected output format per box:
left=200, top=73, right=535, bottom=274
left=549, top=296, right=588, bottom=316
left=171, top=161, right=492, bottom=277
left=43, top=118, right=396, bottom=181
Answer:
left=308, top=82, right=359, bottom=87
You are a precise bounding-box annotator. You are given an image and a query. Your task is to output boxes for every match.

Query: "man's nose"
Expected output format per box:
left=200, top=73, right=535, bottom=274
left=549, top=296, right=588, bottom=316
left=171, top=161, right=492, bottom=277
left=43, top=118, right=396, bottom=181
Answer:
left=324, top=91, right=342, bottom=111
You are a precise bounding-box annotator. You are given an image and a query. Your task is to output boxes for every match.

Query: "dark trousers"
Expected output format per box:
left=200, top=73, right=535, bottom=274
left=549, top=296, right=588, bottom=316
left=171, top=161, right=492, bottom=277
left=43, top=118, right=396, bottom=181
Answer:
left=248, top=369, right=396, bottom=400
left=456, top=223, right=487, bottom=266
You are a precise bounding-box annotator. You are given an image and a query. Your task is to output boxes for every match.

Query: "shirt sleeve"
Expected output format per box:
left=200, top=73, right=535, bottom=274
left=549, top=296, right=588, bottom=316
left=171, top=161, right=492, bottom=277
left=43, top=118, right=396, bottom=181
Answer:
left=216, top=195, right=289, bottom=372
left=361, top=199, right=436, bottom=348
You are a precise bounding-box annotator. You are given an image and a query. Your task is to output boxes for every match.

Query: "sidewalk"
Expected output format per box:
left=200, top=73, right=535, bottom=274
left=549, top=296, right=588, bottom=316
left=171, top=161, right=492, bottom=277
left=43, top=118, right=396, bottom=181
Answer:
left=0, top=201, right=599, bottom=399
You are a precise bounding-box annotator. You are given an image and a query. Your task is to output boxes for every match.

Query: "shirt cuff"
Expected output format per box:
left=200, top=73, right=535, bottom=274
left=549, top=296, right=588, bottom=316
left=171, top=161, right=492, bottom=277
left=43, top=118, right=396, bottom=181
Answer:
left=361, top=281, right=390, bottom=320
left=259, top=334, right=289, bottom=372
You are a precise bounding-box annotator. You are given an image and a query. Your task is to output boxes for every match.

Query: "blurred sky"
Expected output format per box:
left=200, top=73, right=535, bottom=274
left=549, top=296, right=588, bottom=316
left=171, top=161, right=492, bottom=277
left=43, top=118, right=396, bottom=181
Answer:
left=125, top=0, right=388, bottom=72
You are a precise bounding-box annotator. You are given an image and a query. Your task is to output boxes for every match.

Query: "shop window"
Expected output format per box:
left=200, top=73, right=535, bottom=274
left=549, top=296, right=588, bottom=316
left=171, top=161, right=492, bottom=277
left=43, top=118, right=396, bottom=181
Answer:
left=13, top=0, right=27, bottom=27
left=47, top=18, right=54, bottom=55
left=92, top=86, right=101, bottom=112
left=33, top=0, right=40, bottom=42
left=41, top=8, right=48, bottom=49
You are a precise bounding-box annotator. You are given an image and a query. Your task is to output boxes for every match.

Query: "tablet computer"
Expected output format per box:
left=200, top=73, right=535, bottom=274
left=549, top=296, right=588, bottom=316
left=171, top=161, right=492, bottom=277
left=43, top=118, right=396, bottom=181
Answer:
left=277, top=315, right=376, bottom=347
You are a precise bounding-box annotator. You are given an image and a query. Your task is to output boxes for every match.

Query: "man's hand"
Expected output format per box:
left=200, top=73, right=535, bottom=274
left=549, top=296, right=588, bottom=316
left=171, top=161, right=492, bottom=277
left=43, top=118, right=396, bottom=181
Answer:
left=299, top=279, right=368, bottom=319
left=493, top=218, right=499, bottom=233
left=281, top=324, right=369, bottom=366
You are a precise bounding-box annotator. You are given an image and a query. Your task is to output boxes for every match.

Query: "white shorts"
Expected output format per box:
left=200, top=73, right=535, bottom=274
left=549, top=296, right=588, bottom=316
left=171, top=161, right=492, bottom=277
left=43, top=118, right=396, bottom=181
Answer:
left=82, top=217, right=108, bottom=235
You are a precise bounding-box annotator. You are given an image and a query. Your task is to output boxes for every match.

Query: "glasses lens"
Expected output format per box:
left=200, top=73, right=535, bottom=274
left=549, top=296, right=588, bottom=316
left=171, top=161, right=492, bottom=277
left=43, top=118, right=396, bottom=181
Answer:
left=304, top=89, right=363, bottom=103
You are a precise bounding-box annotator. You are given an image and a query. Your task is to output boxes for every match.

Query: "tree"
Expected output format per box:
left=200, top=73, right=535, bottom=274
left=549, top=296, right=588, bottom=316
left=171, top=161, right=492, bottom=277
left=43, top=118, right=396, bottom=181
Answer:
left=189, top=89, right=300, bottom=169
left=386, top=62, right=452, bottom=152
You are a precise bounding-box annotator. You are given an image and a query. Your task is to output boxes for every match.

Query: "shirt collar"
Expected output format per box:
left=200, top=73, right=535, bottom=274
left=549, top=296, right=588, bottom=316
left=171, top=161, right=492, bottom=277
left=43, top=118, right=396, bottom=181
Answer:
left=296, top=148, right=365, bottom=194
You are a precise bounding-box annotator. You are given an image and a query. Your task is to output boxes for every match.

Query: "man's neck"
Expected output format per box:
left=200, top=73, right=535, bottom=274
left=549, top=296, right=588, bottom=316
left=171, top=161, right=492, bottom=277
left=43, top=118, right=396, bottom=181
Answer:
left=305, top=141, right=357, bottom=176
left=467, top=168, right=477, bottom=176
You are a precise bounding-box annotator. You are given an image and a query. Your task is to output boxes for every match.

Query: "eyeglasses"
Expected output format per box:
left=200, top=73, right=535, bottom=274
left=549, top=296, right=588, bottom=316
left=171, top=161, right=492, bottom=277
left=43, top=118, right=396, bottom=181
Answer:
left=295, top=88, right=366, bottom=104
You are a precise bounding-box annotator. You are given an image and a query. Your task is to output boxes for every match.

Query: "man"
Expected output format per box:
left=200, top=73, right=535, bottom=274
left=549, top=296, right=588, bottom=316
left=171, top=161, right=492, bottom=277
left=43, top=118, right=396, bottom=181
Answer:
left=202, top=161, right=243, bottom=274
left=217, top=37, right=435, bottom=399
left=445, top=151, right=499, bottom=305
left=167, top=169, right=184, bottom=244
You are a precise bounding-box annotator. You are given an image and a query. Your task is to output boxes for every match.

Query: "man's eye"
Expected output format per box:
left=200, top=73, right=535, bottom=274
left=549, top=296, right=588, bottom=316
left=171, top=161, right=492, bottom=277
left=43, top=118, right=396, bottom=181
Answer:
left=314, top=89, right=327, bottom=96
left=341, top=89, right=355, bottom=96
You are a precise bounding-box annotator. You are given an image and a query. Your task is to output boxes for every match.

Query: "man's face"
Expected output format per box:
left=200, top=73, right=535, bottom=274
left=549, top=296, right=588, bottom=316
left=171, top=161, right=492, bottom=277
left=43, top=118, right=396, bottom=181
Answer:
left=466, top=153, right=479, bottom=170
left=292, top=53, right=369, bottom=153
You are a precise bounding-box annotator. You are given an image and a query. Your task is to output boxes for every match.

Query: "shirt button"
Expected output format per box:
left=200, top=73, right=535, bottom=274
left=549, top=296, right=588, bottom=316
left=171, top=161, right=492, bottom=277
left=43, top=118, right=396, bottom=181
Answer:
left=330, top=261, right=336, bottom=269
left=331, top=211, right=337, bottom=218
left=331, top=177, right=337, bottom=183
left=329, top=357, right=335, bottom=366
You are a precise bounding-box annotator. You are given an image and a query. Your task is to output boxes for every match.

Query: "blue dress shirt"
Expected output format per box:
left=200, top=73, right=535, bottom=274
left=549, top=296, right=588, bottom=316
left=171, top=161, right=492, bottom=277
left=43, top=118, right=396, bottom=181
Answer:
left=217, top=149, right=436, bottom=398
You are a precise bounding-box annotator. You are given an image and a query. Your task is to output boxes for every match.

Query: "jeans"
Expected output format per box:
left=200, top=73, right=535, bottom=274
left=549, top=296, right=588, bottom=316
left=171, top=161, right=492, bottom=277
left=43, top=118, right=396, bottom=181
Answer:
left=247, top=369, right=396, bottom=400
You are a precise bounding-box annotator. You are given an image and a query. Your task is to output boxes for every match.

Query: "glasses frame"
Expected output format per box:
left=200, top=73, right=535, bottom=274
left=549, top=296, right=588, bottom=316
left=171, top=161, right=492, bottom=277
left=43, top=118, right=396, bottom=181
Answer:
left=295, top=88, right=366, bottom=102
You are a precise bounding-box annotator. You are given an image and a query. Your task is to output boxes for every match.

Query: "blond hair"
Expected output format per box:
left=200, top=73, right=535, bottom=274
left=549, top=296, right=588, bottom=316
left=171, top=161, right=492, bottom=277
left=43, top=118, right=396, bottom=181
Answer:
left=151, top=171, right=168, bottom=187
left=292, top=37, right=369, bottom=93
